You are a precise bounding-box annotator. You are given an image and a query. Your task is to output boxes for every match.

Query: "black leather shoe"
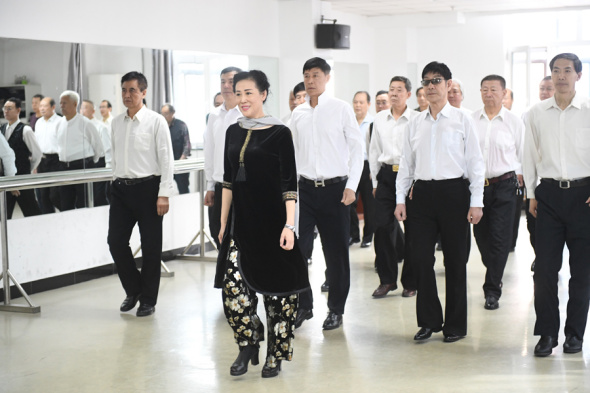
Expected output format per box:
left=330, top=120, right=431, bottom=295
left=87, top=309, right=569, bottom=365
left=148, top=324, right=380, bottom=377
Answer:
left=443, top=333, right=465, bottom=343
left=402, top=288, right=417, bottom=298
left=361, top=240, right=372, bottom=248
left=563, top=335, right=583, bottom=354
left=320, top=281, right=329, bottom=292
left=230, top=345, right=260, bottom=376
left=484, top=295, right=499, bottom=310
left=322, top=311, right=343, bottom=330
left=120, top=294, right=140, bottom=312
left=349, top=237, right=360, bottom=246
left=261, top=358, right=282, bottom=378
left=534, top=336, right=557, bottom=357
left=295, top=308, right=313, bottom=329
left=414, top=327, right=435, bottom=341
left=372, top=283, right=397, bottom=298
left=136, top=303, right=155, bottom=317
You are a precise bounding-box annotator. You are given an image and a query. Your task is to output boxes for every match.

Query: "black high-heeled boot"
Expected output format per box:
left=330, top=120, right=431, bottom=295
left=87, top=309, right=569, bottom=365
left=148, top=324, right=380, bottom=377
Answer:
left=261, top=358, right=282, bottom=378
left=230, top=345, right=259, bottom=376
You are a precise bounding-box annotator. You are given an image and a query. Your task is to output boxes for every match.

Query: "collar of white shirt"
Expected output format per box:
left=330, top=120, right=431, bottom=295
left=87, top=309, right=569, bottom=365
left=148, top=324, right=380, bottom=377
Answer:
left=544, top=92, right=584, bottom=111
left=125, top=105, right=147, bottom=121
left=426, top=102, right=454, bottom=120
left=478, top=105, right=507, bottom=121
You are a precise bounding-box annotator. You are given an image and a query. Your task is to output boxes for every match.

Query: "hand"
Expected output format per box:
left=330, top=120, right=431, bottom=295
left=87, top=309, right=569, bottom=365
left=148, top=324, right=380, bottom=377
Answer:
left=372, top=188, right=377, bottom=197
left=280, top=228, right=294, bottom=250
left=467, top=207, right=483, bottom=225
left=517, top=174, right=524, bottom=188
left=529, top=199, right=538, bottom=218
left=180, top=154, right=186, bottom=160
left=157, top=197, right=169, bottom=216
left=341, top=188, right=356, bottom=206
left=11, top=190, right=20, bottom=197
left=204, top=191, right=215, bottom=207
left=394, top=204, right=407, bottom=221
left=218, top=222, right=226, bottom=245
left=586, top=196, right=590, bottom=207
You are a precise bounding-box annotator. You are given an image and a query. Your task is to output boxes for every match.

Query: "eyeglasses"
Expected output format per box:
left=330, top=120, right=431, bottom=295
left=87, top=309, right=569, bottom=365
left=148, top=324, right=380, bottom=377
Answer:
left=2, top=106, right=15, bottom=111
left=421, top=78, right=444, bottom=87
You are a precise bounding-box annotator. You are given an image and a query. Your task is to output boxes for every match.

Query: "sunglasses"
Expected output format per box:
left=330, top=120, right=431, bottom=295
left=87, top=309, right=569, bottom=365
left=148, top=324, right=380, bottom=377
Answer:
left=421, top=78, right=445, bottom=87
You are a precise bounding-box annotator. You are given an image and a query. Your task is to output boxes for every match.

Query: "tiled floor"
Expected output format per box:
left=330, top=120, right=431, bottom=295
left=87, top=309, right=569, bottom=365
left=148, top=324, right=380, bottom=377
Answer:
left=2, top=216, right=588, bottom=393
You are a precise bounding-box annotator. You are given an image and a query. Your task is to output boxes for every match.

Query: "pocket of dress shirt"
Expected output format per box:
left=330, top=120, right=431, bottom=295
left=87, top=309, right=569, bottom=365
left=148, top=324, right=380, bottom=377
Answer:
left=495, top=130, right=515, bottom=151
left=134, top=133, right=151, bottom=151
left=575, top=128, right=590, bottom=152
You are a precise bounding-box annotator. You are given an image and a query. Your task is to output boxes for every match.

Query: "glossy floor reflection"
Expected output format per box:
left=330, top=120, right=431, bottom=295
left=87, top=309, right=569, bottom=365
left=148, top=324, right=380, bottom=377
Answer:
left=2, top=215, right=589, bottom=393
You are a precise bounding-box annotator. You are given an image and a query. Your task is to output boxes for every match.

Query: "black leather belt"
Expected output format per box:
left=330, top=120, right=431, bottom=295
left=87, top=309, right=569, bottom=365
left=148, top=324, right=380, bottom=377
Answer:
left=416, top=177, right=465, bottom=184
left=541, top=177, right=590, bottom=189
left=299, top=176, right=348, bottom=187
left=116, top=175, right=156, bottom=186
left=62, top=157, right=94, bottom=168
left=42, top=153, right=59, bottom=159
left=485, top=171, right=515, bottom=186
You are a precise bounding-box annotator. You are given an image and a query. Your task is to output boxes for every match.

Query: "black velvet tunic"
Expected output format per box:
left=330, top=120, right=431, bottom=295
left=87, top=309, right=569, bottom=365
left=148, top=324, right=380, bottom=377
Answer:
left=214, top=124, right=310, bottom=296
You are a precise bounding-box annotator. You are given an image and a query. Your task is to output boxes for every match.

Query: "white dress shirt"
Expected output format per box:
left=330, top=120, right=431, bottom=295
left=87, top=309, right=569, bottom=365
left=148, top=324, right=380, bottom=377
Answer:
left=102, top=114, right=113, bottom=126
left=396, top=102, right=485, bottom=207
left=3, top=120, right=42, bottom=172
left=56, top=114, right=104, bottom=163
left=91, top=117, right=112, bottom=167
left=359, top=113, right=374, bottom=160
left=111, top=105, right=174, bottom=197
left=35, top=113, right=62, bottom=154
left=290, top=93, right=364, bottom=191
left=0, top=133, right=16, bottom=177
left=523, top=93, right=590, bottom=199
left=472, top=106, right=524, bottom=178
left=369, top=107, right=417, bottom=188
left=203, top=102, right=242, bottom=191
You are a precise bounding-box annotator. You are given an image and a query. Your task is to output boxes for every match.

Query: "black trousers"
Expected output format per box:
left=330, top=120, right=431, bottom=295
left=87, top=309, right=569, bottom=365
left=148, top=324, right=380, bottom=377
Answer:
left=59, top=158, right=95, bottom=211
left=511, top=185, right=524, bottom=248
left=473, top=176, right=517, bottom=299
left=533, top=181, right=590, bottom=339
left=406, top=178, right=470, bottom=336
left=108, top=176, right=163, bottom=306
left=6, top=189, right=41, bottom=219
left=36, top=154, right=61, bottom=213
left=93, top=157, right=110, bottom=206
left=374, top=167, right=415, bottom=289
left=350, top=160, right=376, bottom=242
left=208, top=182, right=222, bottom=249
left=174, top=173, right=190, bottom=195
left=298, top=179, right=350, bottom=315
left=525, top=196, right=536, bottom=251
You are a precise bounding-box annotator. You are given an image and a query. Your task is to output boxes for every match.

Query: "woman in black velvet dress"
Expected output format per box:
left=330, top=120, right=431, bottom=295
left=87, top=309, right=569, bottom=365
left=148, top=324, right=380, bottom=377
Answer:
left=214, top=70, right=310, bottom=378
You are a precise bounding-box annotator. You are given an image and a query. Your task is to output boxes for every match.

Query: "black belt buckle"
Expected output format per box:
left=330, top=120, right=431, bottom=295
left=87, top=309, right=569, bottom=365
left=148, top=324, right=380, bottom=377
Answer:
left=123, top=179, right=135, bottom=186
left=314, top=179, right=325, bottom=187
left=559, top=180, right=570, bottom=189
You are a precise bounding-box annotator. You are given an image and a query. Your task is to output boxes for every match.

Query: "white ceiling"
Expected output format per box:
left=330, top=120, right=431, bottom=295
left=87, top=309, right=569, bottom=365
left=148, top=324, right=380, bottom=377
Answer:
left=328, top=0, right=590, bottom=16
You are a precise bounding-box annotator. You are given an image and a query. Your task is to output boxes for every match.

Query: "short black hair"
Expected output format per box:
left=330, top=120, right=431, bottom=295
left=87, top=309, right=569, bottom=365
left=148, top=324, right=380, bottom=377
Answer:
left=162, top=103, right=176, bottom=114
left=303, top=57, right=331, bottom=74
left=542, top=76, right=552, bottom=82
left=47, top=97, right=56, bottom=107
left=415, top=86, right=424, bottom=95
left=220, top=66, right=242, bottom=76
left=422, top=61, right=452, bottom=81
left=33, top=94, right=44, bottom=100
left=480, top=74, right=506, bottom=90
left=6, top=97, right=22, bottom=109
left=390, top=76, right=412, bottom=92
left=376, top=90, right=388, bottom=98
left=293, top=82, right=305, bottom=96
left=354, top=91, right=370, bottom=103
left=121, top=71, right=148, bottom=91
left=550, top=53, right=582, bottom=73
left=102, top=100, right=112, bottom=108
left=233, top=70, right=271, bottom=103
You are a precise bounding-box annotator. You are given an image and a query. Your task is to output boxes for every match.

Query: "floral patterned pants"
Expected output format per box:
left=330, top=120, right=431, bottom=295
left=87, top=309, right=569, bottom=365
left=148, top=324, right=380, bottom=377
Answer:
left=222, top=239, right=299, bottom=367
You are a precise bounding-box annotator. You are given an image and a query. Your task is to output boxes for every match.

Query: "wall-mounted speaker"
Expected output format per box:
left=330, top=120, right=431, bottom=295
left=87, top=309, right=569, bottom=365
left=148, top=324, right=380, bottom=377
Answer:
left=315, top=24, right=351, bottom=49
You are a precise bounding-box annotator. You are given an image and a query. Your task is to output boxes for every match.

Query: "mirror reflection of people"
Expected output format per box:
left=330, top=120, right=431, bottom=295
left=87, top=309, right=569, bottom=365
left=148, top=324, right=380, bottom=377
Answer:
left=35, top=97, right=62, bottom=213
left=161, top=103, right=191, bottom=194
left=215, top=70, right=310, bottom=379
left=414, top=87, right=429, bottom=112
left=100, top=100, right=113, bottom=126
left=1, top=97, right=41, bottom=218
left=108, top=71, right=174, bottom=318
left=29, top=94, right=44, bottom=130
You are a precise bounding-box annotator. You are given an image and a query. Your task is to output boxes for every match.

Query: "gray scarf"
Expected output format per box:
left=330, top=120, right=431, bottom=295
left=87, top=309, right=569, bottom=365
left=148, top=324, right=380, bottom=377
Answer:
left=237, top=115, right=284, bottom=129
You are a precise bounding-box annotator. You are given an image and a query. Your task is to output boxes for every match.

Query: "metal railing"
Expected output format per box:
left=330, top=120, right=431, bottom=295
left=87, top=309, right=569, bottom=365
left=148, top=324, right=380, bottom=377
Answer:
left=0, top=158, right=215, bottom=314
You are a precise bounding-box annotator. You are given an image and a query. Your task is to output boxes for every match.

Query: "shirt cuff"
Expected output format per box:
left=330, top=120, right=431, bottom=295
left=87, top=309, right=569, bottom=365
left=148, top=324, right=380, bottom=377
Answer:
left=207, top=180, right=216, bottom=192
left=470, top=194, right=484, bottom=208
left=396, top=193, right=406, bottom=205
left=222, top=181, right=232, bottom=190
left=158, top=183, right=173, bottom=198
left=282, top=191, right=298, bottom=202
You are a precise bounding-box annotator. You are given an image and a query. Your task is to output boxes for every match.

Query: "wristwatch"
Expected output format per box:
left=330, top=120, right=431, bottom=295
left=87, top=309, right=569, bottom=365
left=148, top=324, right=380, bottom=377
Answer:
left=284, top=224, right=295, bottom=232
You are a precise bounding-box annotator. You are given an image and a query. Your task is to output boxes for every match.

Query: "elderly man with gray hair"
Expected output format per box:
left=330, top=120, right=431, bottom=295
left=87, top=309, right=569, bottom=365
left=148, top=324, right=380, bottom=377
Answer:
left=448, top=78, right=472, bottom=115
left=57, top=90, right=104, bottom=210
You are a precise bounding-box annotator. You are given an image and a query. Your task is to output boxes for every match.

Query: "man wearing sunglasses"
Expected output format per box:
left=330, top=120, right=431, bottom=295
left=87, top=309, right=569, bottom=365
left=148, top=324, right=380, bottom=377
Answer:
left=395, top=61, right=485, bottom=343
